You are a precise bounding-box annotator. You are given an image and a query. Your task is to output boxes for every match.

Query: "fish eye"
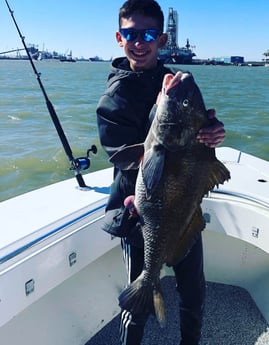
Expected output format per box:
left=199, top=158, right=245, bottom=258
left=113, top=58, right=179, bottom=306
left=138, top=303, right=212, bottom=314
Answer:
left=182, top=99, right=189, bottom=107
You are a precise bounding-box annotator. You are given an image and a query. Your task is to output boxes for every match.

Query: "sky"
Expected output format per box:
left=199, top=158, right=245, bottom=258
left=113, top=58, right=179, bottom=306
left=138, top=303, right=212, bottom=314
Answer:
left=0, top=0, right=268, bottom=62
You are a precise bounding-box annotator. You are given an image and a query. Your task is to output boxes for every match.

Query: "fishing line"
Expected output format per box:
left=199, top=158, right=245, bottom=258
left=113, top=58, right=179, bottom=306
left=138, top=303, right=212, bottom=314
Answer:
left=4, top=0, right=97, bottom=189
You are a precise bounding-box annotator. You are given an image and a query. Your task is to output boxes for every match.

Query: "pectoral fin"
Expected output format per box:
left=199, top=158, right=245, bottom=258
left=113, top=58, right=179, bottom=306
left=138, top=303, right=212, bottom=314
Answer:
left=109, top=144, right=144, bottom=170
left=142, top=146, right=165, bottom=198
left=205, top=158, right=231, bottom=193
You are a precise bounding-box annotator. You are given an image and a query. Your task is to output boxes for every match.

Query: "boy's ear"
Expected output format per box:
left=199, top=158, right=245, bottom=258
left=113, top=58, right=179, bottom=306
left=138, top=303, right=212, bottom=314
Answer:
left=158, top=33, right=168, bottom=49
left=116, top=31, right=124, bottom=47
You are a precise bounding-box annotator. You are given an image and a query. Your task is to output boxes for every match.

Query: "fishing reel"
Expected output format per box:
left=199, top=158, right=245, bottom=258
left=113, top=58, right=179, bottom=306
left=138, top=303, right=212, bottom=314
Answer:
left=70, top=145, right=97, bottom=173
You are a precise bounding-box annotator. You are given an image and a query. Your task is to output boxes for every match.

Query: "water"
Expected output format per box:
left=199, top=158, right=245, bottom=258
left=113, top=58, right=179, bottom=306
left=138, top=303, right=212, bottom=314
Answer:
left=1, top=60, right=269, bottom=202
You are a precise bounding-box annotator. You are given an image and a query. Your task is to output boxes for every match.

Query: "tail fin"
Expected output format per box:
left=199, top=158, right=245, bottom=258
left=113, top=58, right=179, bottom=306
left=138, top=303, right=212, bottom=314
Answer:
left=118, top=276, right=166, bottom=327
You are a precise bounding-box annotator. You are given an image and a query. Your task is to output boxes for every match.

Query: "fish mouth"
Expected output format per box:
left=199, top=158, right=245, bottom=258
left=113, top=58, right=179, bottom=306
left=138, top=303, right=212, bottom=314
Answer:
left=162, top=72, right=190, bottom=95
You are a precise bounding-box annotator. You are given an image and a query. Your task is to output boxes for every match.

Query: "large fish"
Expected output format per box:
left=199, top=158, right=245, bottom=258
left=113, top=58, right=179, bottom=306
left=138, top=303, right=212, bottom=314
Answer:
left=109, top=71, right=230, bottom=327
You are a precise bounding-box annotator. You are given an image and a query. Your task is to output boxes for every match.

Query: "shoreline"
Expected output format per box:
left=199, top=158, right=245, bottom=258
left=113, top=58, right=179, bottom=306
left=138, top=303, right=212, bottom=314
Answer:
left=0, top=56, right=267, bottom=66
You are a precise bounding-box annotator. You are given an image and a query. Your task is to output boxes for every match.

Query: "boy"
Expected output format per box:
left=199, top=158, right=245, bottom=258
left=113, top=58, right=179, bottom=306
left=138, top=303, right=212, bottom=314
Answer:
left=96, top=1, right=225, bottom=344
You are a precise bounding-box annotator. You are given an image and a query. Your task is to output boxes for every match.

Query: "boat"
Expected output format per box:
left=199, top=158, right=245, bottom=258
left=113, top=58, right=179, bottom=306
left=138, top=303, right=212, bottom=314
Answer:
left=1, top=146, right=269, bottom=344
left=158, top=40, right=196, bottom=65
left=60, top=50, right=76, bottom=62
left=89, top=56, right=104, bottom=62
left=89, top=56, right=113, bottom=62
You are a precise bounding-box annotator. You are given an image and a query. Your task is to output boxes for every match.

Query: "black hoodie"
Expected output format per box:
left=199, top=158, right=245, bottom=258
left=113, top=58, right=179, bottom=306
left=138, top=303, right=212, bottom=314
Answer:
left=96, top=57, right=176, bottom=241
left=97, top=57, right=172, bottom=158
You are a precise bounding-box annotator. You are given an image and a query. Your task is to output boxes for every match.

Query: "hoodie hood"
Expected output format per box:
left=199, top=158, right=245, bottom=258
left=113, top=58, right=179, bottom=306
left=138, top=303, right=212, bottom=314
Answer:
left=107, top=57, right=170, bottom=89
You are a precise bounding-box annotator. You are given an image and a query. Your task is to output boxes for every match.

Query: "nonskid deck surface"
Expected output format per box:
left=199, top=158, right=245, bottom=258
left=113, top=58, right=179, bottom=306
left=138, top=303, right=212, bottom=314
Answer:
left=85, top=277, right=269, bottom=345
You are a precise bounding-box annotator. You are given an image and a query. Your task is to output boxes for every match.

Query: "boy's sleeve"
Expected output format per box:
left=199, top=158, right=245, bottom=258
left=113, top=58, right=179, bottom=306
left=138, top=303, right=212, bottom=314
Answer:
left=96, top=92, right=148, bottom=158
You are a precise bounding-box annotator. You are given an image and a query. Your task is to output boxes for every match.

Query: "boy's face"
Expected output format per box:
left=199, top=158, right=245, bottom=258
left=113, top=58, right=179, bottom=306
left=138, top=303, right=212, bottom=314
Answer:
left=116, top=14, right=167, bottom=71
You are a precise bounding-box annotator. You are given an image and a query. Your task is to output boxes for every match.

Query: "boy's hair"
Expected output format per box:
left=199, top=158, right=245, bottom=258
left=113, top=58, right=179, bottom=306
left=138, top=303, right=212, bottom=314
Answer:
left=119, top=0, right=164, bottom=32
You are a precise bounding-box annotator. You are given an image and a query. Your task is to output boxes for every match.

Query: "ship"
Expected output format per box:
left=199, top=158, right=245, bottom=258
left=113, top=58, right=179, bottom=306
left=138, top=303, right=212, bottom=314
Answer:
left=59, top=50, right=76, bottom=62
left=89, top=56, right=113, bottom=62
left=159, top=8, right=195, bottom=64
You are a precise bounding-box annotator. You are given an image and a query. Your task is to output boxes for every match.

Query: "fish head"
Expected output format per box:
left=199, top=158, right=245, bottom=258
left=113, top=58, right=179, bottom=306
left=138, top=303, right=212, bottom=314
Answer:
left=153, top=71, right=210, bottom=150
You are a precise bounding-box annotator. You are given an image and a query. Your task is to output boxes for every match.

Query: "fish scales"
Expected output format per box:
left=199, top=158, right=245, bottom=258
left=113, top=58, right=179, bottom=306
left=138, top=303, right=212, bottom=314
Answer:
left=109, top=71, right=230, bottom=327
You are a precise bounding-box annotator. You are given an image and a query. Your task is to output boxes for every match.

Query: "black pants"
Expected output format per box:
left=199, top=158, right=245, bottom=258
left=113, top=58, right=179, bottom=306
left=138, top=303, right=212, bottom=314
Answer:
left=119, top=234, right=205, bottom=345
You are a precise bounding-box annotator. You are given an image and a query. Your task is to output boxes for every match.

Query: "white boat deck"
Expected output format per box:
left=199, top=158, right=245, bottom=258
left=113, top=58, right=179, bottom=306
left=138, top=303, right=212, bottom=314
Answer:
left=0, top=168, right=112, bottom=263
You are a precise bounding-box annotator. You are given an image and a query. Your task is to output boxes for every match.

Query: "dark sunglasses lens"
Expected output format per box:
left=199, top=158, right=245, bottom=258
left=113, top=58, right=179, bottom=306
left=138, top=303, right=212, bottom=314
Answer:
left=143, top=30, right=159, bottom=42
left=120, top=29, right=159, bottom=42
left=120, top=29, right=137, bottom=41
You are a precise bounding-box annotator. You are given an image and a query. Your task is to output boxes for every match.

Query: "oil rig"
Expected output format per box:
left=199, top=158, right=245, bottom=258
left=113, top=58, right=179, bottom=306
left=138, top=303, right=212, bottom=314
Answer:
left=159, top=7, right=195, bottom=64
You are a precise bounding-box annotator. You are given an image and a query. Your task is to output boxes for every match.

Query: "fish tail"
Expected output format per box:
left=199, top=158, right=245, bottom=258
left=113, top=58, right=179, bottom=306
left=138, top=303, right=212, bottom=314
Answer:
left=118, top=277, right=166, bottom=327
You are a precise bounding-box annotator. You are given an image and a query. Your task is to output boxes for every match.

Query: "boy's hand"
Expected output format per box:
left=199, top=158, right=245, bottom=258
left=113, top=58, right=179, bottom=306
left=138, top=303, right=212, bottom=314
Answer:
left=196, top=109, right=225, bottom=148
left=124, top=195, right=138, bottom=217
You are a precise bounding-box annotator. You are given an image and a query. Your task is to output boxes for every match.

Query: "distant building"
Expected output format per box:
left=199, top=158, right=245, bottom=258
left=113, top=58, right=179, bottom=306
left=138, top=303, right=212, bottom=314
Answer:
left=213, top=56, right=244, bottom=65
left=230, top=56, right=244, bottom=64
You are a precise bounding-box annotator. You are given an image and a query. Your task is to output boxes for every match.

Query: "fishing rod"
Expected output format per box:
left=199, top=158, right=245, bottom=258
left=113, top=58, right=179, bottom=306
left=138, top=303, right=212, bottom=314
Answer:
left=4, top=0, right=97, bottom=189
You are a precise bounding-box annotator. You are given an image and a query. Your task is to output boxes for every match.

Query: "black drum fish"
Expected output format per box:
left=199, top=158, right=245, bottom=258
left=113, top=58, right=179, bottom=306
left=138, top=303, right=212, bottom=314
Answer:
left=109, top=71, right=231, bottom=327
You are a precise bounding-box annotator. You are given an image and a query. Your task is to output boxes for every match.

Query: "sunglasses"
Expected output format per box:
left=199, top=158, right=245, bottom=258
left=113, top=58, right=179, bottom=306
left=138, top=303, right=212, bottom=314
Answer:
left=119, top=28, right=161, bottom=42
